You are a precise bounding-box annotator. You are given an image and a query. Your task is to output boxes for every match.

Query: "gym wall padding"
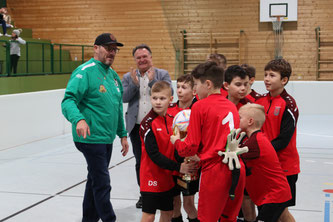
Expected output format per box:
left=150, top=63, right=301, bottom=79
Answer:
left=1, top=80, right=332, bottom=150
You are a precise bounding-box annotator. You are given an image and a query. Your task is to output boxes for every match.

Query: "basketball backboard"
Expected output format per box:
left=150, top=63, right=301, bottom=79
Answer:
left=260, top=0, right=298, bottom=22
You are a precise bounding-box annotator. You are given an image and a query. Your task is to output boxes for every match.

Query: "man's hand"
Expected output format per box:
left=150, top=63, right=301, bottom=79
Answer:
left=120, top=137, right=129, bottom=156
left=147, top=67, right=155, bottom=82
left=170, top=126, right=180, bottom=144
left=130, top=67, right=139, bottom=86
left=218, top=128, right=249, bottom=170
left=76, top=119, right=90, bottom=139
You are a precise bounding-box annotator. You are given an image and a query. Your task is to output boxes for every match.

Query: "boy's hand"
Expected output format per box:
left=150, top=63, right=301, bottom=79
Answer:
left=170, top=126, right=180, bottom=144
left=179, top=160, right=198, bottom=174
left=186, top=154, right=200, bottom=162
left=218, top=128, right=249, bottom=170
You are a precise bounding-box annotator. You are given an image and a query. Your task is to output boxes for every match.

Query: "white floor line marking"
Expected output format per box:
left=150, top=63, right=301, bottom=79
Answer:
left=324, top=162, right=333, bottom=165
left=305, top=160, right=316, bottom=163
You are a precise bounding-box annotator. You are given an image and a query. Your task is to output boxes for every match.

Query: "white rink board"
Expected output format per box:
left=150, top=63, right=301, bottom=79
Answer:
left=1, top=81, right=332, bottom=150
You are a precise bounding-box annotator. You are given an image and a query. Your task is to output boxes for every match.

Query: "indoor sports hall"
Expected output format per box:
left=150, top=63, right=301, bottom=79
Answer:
left=1, top=0, right=333, bottom=221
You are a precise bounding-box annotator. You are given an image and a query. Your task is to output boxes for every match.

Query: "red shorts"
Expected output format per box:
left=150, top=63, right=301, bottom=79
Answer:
left=198, top=160, right=245, bottom=222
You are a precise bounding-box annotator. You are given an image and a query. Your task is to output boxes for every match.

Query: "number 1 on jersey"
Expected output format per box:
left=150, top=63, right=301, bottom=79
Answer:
left=222, top=112, right=235, bottom=132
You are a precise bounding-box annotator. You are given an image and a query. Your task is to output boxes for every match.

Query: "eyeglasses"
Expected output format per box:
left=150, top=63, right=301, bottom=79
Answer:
left=100, top=45, right=120, bottom=53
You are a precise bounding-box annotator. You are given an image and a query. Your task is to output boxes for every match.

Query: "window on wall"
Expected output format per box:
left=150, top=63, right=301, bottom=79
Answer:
left=0, top=0, right=6, bottom=8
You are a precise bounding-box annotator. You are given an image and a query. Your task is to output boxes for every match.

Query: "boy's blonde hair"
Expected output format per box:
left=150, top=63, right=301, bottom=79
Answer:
left=240, top=103, right=266, bottom=128
left=151, top=80, right=172, bottom=96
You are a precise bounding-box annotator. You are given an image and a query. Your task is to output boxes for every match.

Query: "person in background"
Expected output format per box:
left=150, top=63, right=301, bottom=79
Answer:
left=239, top=103, right=292, bottom=222
left=9, top=29, right=26, bottom=74
left=256, top=59, right=300, bottom=222
left=207, top=53, right=228, bottom=97
left=0, top=7, right=11, bottom=37
left=207, top=53, right=227, bottom=70
left=241, top=64, right=261, bottom=103
left=168, top=74, right=199, bottom=222
left=0, top=7, right=14, bottom=28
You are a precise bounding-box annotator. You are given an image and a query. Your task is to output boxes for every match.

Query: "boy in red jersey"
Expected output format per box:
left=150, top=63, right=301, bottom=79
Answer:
left=224, top=65, right=254, bottom=221
left=241, top=64, right=262, bottom=103
left=168, top=74, right=199, bottom=222
left=224, top=65, right=251, bottom=110
left=139, top=81, right=197, bottom=222
left=239, top=103, right=292, bottom=222
left=256, top=59, right=299, bottom=222
left=170, top=61, right=246, bottom=222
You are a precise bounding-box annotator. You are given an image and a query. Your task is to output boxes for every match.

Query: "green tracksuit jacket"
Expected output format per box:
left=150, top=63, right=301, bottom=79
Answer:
left=61, top=58, right=127, bottom=144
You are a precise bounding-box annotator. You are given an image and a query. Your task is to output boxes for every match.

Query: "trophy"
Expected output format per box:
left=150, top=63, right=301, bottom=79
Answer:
left=172, top=110, right=199, bottom=194
left=176, top=157, right=199, bottom=195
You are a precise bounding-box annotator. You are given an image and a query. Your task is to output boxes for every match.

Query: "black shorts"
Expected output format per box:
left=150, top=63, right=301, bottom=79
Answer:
left=173, top=176, right=199, bottom=196
left=257, top=201, right=289, bottom=222
left=141, top=188, right=175, bottom=214
left=285, top=174, right=298, bottom=207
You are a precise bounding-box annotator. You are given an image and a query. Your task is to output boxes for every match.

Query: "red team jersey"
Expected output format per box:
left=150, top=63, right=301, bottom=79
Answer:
left=236, top=97, right=252, bottom=110
left=168, top=102, right=183, bottom=117
left=167, top=97, right=197, bottom=117
left=174, top=94, right=240, bottom=168
left=167, top=99, right=197, bottom=176
left=245, top=89, right=261, bottom=103
left=139, top=110, right=179, bottom=193
left=256, top=89, right=300, bottom=176
left=220, top=86, right=228, bottom=97
left=241, top=131, right=291, bottom=206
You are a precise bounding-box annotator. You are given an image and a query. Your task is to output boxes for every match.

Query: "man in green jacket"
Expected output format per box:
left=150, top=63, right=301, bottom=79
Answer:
left=62, top=33, right=129, bottom=222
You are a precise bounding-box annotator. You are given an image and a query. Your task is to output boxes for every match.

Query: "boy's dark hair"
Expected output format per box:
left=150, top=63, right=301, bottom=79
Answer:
left=191, top=61, right=224, bottom=88
left=224, top=65, right=247, bottom=84
left=132, top=44, right=152, bottom=56
left=208, top=53, right=227, bottom=68
left=241, top=64, right=256, bottom=78
left=264, top=59, right=292, bottom=81
left=151, top=81, right=172, bottom=96
left=177, top=74, right=194, bottom=88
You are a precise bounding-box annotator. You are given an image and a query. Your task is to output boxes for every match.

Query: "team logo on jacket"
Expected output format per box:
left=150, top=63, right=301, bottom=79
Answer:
left=99, top=84, right=107, bottom=93
left=114, top=78, right=119, bottom=87
left=274, top=106, right=281, bottom=116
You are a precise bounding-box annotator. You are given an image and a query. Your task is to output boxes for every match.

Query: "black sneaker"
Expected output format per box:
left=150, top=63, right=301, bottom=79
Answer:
left=136, top=196, right=142, bottom=208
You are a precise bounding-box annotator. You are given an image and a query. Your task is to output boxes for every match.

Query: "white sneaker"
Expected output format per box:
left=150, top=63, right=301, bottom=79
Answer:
left=0, top=33, right=3, bottom=37
left=4, top=34, right=11, bottom=37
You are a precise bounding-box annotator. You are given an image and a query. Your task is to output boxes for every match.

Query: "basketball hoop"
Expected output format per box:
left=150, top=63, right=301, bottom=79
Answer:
left=272, top=16, right=283, bottom=32
left=271, top=16, right=284, bottom=59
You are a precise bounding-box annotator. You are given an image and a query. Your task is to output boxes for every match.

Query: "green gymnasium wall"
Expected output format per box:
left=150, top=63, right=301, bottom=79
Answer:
left=0, top=27, right=89, bottom=95
left=0, top=74, right=71, bottom=95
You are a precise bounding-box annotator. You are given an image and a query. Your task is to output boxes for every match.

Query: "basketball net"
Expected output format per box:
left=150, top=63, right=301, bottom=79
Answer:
left=272, top=16, right=283, bottom=59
